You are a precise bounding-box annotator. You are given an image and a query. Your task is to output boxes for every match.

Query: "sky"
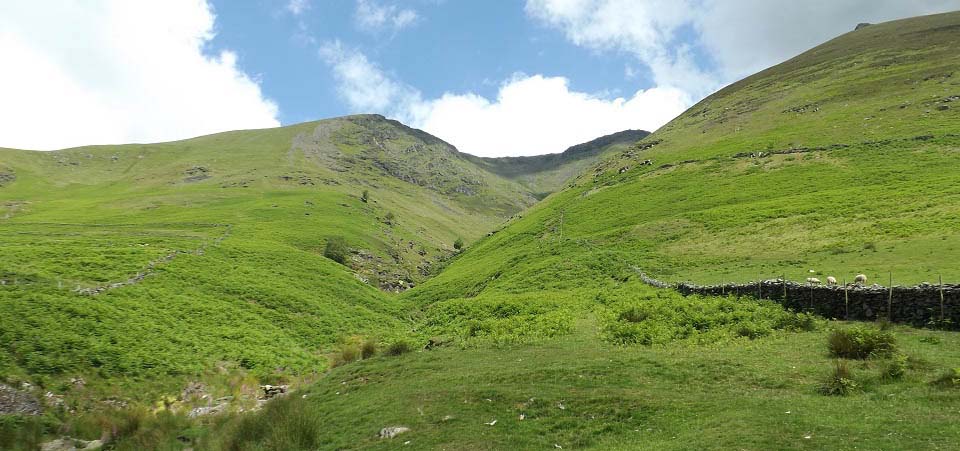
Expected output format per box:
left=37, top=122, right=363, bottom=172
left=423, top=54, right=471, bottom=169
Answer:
left=1, top=1, right=958, bottom=156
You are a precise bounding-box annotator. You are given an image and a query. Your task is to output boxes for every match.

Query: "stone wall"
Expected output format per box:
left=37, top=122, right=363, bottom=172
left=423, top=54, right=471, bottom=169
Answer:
left=635, top=270, right=959, bottom=329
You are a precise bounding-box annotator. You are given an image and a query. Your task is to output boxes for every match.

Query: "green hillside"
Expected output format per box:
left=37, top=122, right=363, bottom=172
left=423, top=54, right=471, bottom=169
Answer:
left=4, top=11, right=960, bottom=451
left=413, top=11, right=960, bottom=310
left=0, top=114, right=597, bottom=393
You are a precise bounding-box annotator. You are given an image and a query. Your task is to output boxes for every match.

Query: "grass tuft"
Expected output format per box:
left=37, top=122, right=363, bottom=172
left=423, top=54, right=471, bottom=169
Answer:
left=820, top=360, right=859, bottom=396
left=827, top=327, right=896, bottom=359
left=384, top=340, right=413, bottom=356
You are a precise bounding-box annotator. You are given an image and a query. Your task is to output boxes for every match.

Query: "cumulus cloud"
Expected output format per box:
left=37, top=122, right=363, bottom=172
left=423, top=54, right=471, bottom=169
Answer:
left=0, top=0, right=279, bottom=150
left=354, top=0, right=420, bottom=33
left=319, top=43, right=687, bottom=156
left=526, top=0, right=960, bottom=96
left=416, top=75, right=688, bottom=157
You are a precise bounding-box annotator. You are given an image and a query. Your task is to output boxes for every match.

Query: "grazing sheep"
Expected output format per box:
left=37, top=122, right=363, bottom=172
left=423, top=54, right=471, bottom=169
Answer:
left=826, top=276, right=837, bottom=286
left=806, top=277, right=822, bottom=285
left=854, top=274, right=867, bottom=285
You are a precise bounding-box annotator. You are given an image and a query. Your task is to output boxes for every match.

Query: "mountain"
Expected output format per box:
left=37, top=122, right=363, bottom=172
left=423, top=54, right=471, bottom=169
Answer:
left=5, top=11, right=960, bottom=451
left=0, top=113, right=648, bottom=390
left=465, top=129, right=649, bottom=199
left=197, top=12, right=959, bottom=450
left=411, top=11, right=960, bottom=310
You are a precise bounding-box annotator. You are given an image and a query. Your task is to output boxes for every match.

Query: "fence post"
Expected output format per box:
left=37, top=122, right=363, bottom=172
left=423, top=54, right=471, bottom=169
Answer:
left=758, top=274, right=762, bottom=299
left=843, top=278, right=849, bottom=320
left=887, top=272, right=893, bottom=322
left=940, top=274, right=945, bottom=323
left=782, top=274, right=787, bottom=302
left=721, top=278, right=725, bottom=296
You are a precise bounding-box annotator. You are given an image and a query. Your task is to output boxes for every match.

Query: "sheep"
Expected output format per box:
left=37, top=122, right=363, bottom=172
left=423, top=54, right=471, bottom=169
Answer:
left=826, top=276, right=837, bottom=286
left=854, top=274, right=867, bottom=285
left=806, top=277, right=822, bottom=285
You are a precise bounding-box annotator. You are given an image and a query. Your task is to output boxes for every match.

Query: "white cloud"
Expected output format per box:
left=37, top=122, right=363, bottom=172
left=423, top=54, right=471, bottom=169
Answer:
left=286, top=0, right=310, bottom=16
left=0, top=0, right=279, bottom=151
left=526, top=0, right=960, bottom=97
left=416, top=75, right=688, bottom=157
left=319, top=43, right=687, bottom=156
left=319, top=40, right=424, bottom=114
left=354, top=0, right=420, bottom=33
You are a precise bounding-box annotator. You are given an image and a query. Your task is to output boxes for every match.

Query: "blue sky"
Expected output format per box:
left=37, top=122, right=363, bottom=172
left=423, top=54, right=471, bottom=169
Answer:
left=206, top=1, right=654, bottom=126
left=2, top=1, right=958, bottom=155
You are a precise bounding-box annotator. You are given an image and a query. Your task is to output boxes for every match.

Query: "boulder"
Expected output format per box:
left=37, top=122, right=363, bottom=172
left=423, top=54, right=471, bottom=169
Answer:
left=378, top=426, right=410, bottom=439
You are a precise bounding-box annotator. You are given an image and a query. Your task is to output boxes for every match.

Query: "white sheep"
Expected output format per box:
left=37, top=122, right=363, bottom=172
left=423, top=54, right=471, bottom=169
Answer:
left=826, top=276, right=837, bottom=286
left=854, top=274, right=867, bottom=285
left=806, top=277, right=822, bottom=285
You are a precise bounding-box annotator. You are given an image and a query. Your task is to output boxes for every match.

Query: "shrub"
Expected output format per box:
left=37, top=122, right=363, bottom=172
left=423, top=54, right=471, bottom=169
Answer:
left=876, top=318, right=894, bottom=331
left=931, top=368, right=960, bottom=388
left=600, top=294, right=815, bottom=345
left=827, top=327, right=896, bottom=359
left=360, top=190, right=369, bottom=203
left=384, top=340, right=412, bottom=356
left=360, top=338, right=377, bottom=359
left=453, top=237, right=464, bottom=250
left=384, top=212, right=396, bottom=225
left=617, top=307, right=648, bottom=323
left=881, top=353, right=908, bottom=381
left=332, top=345, right=359, bottom=367
left=820, top=360, right=859, bottom=396
left=323, top=236, right=349, bottom=265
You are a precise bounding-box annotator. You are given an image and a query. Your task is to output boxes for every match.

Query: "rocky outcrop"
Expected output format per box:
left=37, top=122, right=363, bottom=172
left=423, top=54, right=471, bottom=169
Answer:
left=0, top=383, right=41, bottom=415
left=378, top=426, right=410, bottom=439
left=0, top=170, right=15, bottom=187
left=40, top=437, right=103, bottom=451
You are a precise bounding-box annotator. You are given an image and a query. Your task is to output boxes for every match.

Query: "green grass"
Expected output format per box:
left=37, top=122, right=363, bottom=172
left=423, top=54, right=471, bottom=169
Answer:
left=197, top=318, right=960, bottom=450
left=0, top=114, right=555, bottom=398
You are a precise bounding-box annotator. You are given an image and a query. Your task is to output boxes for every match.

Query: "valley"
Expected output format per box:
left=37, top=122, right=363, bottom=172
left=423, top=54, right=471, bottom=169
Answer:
left=2, top=10, right=960, bottom=451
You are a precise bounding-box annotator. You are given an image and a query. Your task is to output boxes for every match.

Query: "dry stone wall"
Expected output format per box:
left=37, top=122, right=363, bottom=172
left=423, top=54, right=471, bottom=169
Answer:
left=635, top=269, right=959, bottom=329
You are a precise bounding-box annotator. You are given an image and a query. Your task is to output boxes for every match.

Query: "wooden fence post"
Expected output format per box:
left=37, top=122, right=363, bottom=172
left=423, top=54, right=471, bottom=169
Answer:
left=782, top=274, right=787, bottom=302
left=940, top=274, right=945, bottom=323
left=887, top=272, right=893, bottom=321
left=843, top=278, right=849, bottom=320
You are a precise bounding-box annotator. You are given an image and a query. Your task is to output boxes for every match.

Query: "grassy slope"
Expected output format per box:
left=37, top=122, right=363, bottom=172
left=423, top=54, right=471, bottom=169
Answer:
left=413, top=12, right=960, bottom=308
left=205, top=317, right=960, bottom=450
left=0, top=114, right=550, bottom=389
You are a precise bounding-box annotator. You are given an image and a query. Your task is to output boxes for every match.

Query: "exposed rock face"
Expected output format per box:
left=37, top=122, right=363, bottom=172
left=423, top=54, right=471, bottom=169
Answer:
left=855, top=22, right=872, bottom=30
left=183, top=165, right=210, bottom=182
left=0, top=383, right=42, bottom=415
